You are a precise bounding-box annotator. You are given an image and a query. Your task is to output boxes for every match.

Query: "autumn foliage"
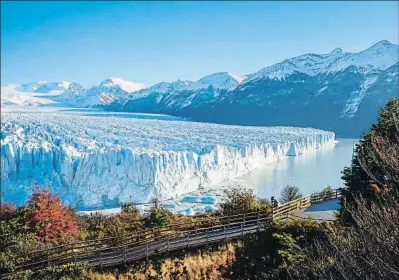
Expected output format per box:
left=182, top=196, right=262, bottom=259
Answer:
left=25, top=184, right=78, bottom=243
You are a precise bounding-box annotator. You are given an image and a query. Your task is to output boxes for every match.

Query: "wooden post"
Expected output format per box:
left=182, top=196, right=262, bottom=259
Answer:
left=187, top=234, right=190, bottom=249
left=271, top=197, right=275, bottom=216
left=224, top=225, right=226, bottom=240
left=241, top=213, right=245, bottom=236
left=123, top=245, right=126, bottom=265
left=145, top=240, right=149, bottom=263
left=99, top=249, right=103, bottom=269
left=167, top=237, right=170, bottom=255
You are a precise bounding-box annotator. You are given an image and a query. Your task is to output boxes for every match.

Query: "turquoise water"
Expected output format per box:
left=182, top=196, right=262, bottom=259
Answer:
left=236, top=139, right=358, bottom=200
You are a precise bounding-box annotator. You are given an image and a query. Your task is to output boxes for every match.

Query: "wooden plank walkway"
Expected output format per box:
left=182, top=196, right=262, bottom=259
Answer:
left=4, top=188, right=343, bottom=276
left=290, top=199, right=341, bottom=221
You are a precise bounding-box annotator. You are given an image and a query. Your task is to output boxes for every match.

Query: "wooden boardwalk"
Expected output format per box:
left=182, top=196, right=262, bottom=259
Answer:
left=6, top=188, right=342, bottom=276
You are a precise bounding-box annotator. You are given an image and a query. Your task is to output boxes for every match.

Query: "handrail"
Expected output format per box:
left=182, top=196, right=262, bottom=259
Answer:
left=18, top=209, right=266, bottom=258
left=8, top=188, right=343, bottom=275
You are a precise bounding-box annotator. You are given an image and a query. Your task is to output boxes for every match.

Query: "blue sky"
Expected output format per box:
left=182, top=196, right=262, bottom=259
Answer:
left=1, top=1, right=398, bottom=87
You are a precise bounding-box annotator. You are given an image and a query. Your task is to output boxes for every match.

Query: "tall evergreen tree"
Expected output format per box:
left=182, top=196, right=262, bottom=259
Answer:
left=342, top=98, right=399, bottom=201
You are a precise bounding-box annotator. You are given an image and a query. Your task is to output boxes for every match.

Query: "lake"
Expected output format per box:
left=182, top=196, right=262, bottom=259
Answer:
left=211, top=138, right=358, bottom=201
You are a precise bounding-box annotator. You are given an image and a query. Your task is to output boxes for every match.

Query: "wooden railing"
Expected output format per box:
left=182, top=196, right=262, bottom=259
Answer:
left=272, top=187, right=342, bottom=220
left=15, top=210, right=272, bottom=272
left=6, top=188, right=343, bottom=275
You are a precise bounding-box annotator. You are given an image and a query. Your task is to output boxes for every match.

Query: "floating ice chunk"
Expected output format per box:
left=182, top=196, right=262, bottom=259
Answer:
left=162, top=202, right=178, bottom=209
left=181, top=196, right=203, bottom=203
left=180, top=195, right=217, bottom=204
left=205, top=205, right=217, bottom=212
left=201, top=196, right=217, bottom=204
left=177, top=208, right=195, bottom=216
left=193, top=205, right=218, bottom=213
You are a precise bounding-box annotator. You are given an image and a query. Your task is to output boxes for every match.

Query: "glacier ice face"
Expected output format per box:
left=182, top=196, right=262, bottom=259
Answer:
left=1, top=108, right=335, bottom=210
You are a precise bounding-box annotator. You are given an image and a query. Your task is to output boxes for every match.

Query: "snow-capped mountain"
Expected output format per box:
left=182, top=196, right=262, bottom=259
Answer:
left=109, top=72, right=247, bottom=113
left=1, top=81, right=85, bottom=107
left=2, top=40, right=397, bottom=137
left=1, top=78, right=145, bottom=107
left=78, top=78, right=145, bottom=106
left=109, top=41, right=398, bottom=137
left=100, top=77, right=145, bottom=93
left=184, top=40, right=398, bottom=137
left=245, top=40, right=397, bottom=82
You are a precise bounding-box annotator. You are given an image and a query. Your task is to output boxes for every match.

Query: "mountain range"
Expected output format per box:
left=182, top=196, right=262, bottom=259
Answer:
left=2, top=40, right=398, bottom=137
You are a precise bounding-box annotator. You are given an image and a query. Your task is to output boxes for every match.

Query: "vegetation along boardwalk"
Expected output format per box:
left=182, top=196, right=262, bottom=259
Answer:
left=8, top=188, right=343, bottom=276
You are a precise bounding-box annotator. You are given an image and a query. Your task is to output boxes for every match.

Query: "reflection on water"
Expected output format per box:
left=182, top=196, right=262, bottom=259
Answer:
left=235, top=139, right=358, bottom=200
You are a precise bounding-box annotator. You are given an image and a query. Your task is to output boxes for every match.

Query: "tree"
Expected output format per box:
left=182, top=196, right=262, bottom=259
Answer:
left=143, top=208, right=173, bottom=228
left=227, top=219, right=324, bottom=280
left=279, top=185, right=303, bottom=204
left=219, top=188, right=270, bottom=216
left=119, top=202, right=142, bottom=233
left=294, top=99, right=399, bottom=279
left=0, top=204, right=35, bottom=274
left=121, top=201, right=140, bottom=214
left=342, top=98, right=399, bottom=200
left=297, top=192, right=399, bottom=280
left=76, top=212, right=125, bottom=241
left=25, top=184, right=78, bottom=243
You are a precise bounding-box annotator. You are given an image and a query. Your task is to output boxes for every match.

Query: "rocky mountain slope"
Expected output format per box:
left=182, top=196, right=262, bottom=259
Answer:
left=183, top=40, right=398, bottom=137
left=2, top=40, right=397, bottom=137
left=114, top=40, right=397, bottom=137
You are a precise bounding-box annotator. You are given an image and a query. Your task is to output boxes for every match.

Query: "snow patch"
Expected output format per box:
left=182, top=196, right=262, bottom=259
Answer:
left=341, top=76, right=378, bottom=118
left=102, top=78, right=146, bottom=93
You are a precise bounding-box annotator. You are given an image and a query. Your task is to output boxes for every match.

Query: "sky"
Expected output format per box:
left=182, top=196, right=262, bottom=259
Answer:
left=1, top=1, right=398, bottom=88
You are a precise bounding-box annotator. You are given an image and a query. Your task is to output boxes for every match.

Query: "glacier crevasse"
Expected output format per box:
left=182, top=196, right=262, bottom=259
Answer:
left=1, top=110, right=335, bottom=209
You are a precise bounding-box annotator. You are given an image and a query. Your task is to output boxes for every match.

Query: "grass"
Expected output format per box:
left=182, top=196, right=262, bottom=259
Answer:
left=86, top=241, right=241, bottom=280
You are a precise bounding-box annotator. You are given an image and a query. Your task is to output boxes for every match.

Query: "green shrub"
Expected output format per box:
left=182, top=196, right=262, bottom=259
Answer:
left=143, top=208, right=173, bottom=228
left=2, top=270, right=33, bottom=280
left=0, top=206, right=37, bottom=274
left=1, top=263, right=90, bottom=280
left=33, top=263, right=90, bottom=280
left=76, top=213, right=125, bottom=240
left=321, top=185, right=335, bottom=201
left=121, top=202, right=140, bottom=215
left=220, top=188, right=270, bottom=215
left=227, top=218, right=325, bottom=279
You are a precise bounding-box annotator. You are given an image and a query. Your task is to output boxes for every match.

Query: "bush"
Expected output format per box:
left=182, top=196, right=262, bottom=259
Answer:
left=279, top=185, right=303, bottom=204
left=121, top=202, right=139, bottom=215
left=298, top=192, right=399, bottom=279
left=0, top=206, right=37, bottom=274
left=25, top=184, right=78, bottom=244
left=143, top=208, right=173, bottom=228
left=321, top=185, right=335, bottom=201
left=33, top=263, right=90, bottom=280
left=227, top=218, right=324, bottom=279
left=2, top=270, right=33, bottom=280
left=76, top=213, right=125, bottom=241
left=220, top=188, right=270, bottom=216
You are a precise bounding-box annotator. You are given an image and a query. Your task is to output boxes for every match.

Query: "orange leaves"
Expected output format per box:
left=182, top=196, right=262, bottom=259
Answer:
left=25, top=183, right=78, bottom=243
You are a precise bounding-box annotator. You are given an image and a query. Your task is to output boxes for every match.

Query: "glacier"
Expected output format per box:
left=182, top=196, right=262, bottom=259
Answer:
left=1, top=108, right=335, bottom=210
